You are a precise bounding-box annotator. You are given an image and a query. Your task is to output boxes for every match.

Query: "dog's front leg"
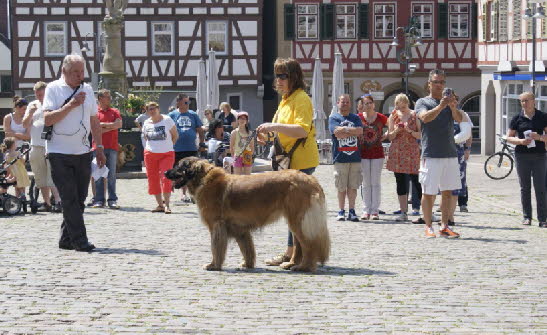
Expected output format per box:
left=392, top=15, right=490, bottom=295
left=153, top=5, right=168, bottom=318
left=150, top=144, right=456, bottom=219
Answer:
left=204, top=223, right=228, bottom=271
left=236, top=231, right=256, bottom=269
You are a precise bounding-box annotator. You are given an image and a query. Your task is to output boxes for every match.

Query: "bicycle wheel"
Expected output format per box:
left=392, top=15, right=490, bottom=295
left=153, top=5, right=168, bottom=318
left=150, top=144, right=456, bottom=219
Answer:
left=3, top=196, right=22, bottom=215
left=484, top=152, right=514, bottom=180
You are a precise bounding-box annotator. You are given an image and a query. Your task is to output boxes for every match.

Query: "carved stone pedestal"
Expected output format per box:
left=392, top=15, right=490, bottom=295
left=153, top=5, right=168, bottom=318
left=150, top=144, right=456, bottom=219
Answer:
left=99, top=71, right=127, bottom=96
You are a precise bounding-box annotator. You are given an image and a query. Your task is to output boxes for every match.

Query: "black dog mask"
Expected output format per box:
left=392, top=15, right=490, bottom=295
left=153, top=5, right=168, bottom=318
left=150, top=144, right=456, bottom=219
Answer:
left=165, top=157, right=201, bottom=189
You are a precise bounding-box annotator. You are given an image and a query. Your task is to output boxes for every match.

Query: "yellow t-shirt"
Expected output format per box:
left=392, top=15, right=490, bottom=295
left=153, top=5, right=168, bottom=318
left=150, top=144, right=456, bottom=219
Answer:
left=275, top=89, right=319, bottom=170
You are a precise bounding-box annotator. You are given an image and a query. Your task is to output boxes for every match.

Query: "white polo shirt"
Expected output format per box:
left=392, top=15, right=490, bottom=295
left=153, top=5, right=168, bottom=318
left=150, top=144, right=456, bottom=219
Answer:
left=42, top=78, right=98, bottom=155
left=24, top=100, right=46, bottom=147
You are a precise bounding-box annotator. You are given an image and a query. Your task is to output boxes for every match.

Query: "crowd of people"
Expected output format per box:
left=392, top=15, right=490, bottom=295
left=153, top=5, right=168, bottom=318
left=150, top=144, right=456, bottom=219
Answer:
left=2, top=54, right=545, bottom=254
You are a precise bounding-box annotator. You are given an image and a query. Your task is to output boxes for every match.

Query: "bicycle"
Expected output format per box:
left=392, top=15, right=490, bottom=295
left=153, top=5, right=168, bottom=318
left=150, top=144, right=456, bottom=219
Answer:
left=484, top=134, right=515, bottom=180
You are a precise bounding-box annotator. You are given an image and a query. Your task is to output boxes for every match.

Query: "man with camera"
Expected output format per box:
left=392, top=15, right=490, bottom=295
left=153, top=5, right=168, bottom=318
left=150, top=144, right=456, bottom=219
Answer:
left=415, top=69, right=463, bottom=239
left=42, top=54, right=105, bottom=252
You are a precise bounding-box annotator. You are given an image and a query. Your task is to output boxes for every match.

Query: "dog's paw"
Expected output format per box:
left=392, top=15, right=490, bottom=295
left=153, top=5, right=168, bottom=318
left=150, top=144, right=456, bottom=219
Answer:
left=203, top=263, right=221, bottom=271
left=238, top=261, right=255, bottom=269
left=290, top=264, right=316, bottom=272
left=279, top=261, right=295, bottom=270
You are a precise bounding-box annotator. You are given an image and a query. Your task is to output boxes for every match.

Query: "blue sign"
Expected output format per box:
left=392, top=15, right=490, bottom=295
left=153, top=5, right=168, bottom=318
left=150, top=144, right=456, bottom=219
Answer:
left=494, top=73, right=547, bottom=81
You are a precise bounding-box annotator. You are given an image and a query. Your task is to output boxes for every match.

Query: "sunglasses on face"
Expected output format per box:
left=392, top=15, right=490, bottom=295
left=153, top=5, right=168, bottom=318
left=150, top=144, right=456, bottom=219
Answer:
left=275, top=73, right=289, bottom=80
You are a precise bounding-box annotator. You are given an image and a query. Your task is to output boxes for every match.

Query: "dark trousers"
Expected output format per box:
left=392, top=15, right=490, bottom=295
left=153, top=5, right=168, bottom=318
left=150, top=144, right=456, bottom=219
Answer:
left=49, top=152, right=93, bottom=246
left=515, top=152, right=547, bottom=222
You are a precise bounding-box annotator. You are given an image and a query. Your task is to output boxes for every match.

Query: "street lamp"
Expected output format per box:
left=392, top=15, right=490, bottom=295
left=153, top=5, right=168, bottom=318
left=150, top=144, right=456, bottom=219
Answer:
left=523, top=0, right=546, bottom=93
left=81, top=32, right=105, bottom=69
left=390, top=16, right=422, bottom=97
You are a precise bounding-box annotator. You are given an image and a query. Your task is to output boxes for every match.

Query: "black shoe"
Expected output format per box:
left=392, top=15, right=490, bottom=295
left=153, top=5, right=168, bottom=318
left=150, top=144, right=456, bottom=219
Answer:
left=59, top=242, right=74, bottom=250
left=73, top=242, right=96, bottom=252
left=540, top=222, right=546, bottom=228
left=378, top=210, right=386, bottom=214
left=412, top=217, right=425, bottom=224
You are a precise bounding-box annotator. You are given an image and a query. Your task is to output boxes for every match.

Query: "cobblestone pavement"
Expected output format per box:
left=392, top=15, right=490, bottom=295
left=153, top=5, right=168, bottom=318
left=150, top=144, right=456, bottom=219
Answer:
left=1, top=155, right=546, bottom=334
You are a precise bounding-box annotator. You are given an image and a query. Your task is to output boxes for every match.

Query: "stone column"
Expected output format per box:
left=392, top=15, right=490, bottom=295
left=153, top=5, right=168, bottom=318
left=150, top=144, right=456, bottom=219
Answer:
left=100, top=0, right=128, bottom=96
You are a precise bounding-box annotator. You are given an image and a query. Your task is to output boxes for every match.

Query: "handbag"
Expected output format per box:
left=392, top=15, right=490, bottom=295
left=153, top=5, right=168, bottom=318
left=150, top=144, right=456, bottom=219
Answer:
left=271, top=136, right=305, bottom=171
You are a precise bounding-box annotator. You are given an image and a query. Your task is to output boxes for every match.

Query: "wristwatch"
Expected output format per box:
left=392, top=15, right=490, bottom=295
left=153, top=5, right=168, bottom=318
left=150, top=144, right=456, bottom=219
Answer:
left=97, top=145, right=104, bottom=149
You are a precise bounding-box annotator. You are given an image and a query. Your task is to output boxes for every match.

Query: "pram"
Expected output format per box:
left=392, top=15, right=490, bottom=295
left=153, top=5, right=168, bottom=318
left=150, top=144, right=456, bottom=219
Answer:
left=0, top=145, right=31, bottom=215
left=206, top=139, right=232, bottom=172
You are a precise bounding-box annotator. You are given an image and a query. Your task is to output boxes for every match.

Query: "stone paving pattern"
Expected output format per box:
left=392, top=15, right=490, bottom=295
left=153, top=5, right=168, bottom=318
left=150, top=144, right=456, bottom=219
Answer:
left=0, top=156, right=546, bottom=334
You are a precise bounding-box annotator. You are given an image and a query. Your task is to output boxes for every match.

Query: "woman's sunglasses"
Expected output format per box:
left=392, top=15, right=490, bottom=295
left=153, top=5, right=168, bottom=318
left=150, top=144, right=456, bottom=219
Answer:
left=275, top=73, right=289, bottom=80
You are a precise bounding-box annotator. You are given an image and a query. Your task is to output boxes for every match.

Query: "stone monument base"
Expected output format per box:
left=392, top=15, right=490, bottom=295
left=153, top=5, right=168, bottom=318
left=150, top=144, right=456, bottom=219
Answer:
left=99, top=71, right=128, bottom=96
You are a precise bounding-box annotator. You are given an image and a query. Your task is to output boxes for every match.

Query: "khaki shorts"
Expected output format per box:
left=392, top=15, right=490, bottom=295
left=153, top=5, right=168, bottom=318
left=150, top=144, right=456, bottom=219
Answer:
left=29, top=146, right=54, bottom=188
left=334, top=162, right=362, bottom=191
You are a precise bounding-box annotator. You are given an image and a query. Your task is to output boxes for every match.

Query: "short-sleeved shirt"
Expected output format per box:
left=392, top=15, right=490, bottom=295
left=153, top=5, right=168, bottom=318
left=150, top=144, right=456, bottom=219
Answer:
left=509, top=109, right=547, bottom=154
left=24, top=100, right=45, bottom=147
left=275, top=89, right=319, bottom=170
left=169, top=110, right=202, bottom=152
left=329, top=112, right=363, bottom=163
left=358, top=112, right=388, bottom=159
left=93, top=107, right=121, bottom=151
left=218, top=112, right=236, bottom=132
left=42, top=78, right=98, bottom=155
left=142, top=115, right=176, bottom=153
left=136, top=113, right=149, bottom=127
left=415, top=96, right=457, bottom=158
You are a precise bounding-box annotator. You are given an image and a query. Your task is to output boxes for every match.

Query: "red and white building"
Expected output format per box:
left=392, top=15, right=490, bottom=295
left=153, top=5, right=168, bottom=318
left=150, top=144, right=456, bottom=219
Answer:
left=278, top=0, right=481, bottom=147
left=478, top=0, right=547, bottom=154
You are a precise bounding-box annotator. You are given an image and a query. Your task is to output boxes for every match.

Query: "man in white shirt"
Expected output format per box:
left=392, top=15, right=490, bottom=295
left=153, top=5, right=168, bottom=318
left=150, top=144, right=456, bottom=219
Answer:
left=22, top=81, right=62, bottom=212
left=42, top=54, right=106, bottom=252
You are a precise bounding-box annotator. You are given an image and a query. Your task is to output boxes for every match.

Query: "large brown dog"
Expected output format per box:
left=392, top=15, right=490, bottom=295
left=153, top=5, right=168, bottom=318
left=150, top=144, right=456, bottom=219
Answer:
left=165, top=157, right=330, bottom=272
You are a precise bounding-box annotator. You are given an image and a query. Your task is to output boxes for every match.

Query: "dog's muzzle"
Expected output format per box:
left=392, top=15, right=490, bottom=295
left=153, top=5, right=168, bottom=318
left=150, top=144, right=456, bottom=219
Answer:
left=164, top=169, right=187, bottom=189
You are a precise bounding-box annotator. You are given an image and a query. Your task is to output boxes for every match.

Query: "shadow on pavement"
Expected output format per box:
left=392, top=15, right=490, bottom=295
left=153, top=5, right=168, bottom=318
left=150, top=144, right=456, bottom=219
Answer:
left=225, top=266, right=396, bottom=277
left=463, top=225, right=524, bottom=231
left=116, top=206, right=152, bottom=213
left=460, top=237, right=528, bottom=244
left=94, top=248, right=165, bottom=255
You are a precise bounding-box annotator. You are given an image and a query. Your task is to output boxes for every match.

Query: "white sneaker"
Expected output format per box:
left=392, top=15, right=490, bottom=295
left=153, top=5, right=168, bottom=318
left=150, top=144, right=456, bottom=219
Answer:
left=395, top=213, right=408, bottom=222
left=432, top=214, right=441, bottom=222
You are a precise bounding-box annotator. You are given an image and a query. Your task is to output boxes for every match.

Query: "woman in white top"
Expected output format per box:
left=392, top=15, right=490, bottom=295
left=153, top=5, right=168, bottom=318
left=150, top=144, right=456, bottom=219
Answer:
left=4, top=97, right=30, bottom=149
left=142, top=101, right=179, bottom=214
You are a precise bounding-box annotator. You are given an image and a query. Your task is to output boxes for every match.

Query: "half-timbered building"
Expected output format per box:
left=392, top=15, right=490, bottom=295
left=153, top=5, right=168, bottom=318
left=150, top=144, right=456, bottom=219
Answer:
left=10, top=0, right=271, bottom=124
left=478, top=0, right=547, bottom=154
left=0, top=0, right=13, bottom=119
left=277, top=0, right=481, bottom=148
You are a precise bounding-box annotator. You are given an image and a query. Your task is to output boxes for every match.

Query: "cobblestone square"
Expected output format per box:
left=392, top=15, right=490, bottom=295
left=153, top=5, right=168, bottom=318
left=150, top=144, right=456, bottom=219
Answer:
left=1, top=156, right=546, bottom=334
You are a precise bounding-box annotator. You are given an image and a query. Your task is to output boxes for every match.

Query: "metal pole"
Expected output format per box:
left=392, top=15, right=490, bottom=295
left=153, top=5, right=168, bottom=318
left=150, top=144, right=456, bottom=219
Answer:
left=405, top=33, right=410, bottom=96
left=532, top=17, right=536, bottom=93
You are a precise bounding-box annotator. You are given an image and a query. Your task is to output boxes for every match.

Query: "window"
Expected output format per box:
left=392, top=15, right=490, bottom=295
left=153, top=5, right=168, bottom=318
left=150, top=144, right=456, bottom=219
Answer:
left=152, top=22, right=174, bottom=55
left=412, top=3, right=433, bottom=38
left=227, top=94, right=241, bottom=111
left=336, top=4, right=356, bottom=39
left=297, top=4, right=318, bottom=39
left=45, top=22, right=67, bottom=56
left=513, top=0, right=522, bottom=40
left=449, top=3, right=469, bottom=38
left=0, top=75, right=12, bottom=92
left=537, top=86, right=547, bottom=113
left=374, top=4, right=395, bottom=38
left=499, top=1, right=508, bottom=41
left=207, top=21, right=227, bottom=54
left=502, top=83, right=524, bottom=132
left=489, top=1, right=498, bottom=41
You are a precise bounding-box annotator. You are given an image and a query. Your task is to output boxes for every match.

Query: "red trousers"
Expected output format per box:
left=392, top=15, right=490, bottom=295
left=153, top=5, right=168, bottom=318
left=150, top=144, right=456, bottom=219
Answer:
left=144, top=150, right=175, bottom=195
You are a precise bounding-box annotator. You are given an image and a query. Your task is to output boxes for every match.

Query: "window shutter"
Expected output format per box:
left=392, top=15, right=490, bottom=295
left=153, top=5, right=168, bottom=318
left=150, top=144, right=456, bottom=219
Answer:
left=472, top=3, right=478, bottom=39
left=320, top=4, right=334, bottom=40
left=438, top=3, right=448, bottom=38
left=358, top=4, right=369, bottom=39
left=284, top=4, right=295, bottom=41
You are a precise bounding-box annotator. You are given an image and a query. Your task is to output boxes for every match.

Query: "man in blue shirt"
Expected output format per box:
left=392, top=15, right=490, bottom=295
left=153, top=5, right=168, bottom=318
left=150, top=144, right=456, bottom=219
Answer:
left=169, top=93, right=204, bottom=202
left=329, top=94, right=363, bottom=221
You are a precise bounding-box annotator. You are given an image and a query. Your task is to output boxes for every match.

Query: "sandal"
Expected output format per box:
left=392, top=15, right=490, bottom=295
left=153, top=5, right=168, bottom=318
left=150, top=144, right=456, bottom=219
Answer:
left=151, top=206, right=165, bottom=213
left=164, top=207, right=172, bottom=214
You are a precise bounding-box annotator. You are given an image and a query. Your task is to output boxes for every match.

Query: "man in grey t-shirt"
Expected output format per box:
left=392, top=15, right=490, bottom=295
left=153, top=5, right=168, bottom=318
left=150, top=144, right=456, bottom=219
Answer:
left=415, top=69, right=463, bottom=239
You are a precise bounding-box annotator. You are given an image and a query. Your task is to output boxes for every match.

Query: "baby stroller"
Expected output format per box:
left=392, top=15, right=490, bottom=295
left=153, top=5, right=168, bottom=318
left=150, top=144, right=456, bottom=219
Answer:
left=206, top=139, right=232, bottom=172
left=0, top=145, right=31, bottom=215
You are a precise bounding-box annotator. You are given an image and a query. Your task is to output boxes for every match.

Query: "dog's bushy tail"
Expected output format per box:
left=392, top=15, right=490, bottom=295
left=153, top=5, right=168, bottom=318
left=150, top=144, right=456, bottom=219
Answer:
left=301, top=191, right=330, bottom=264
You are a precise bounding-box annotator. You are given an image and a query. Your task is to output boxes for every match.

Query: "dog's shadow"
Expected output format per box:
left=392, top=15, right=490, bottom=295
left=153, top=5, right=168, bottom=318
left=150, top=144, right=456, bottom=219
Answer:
left=224, top=266, right=396, bottom=277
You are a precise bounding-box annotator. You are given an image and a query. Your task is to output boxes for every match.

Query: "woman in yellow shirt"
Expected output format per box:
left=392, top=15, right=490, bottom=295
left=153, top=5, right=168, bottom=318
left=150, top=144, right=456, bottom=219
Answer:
left=257, top=57, right=319, bottom=268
